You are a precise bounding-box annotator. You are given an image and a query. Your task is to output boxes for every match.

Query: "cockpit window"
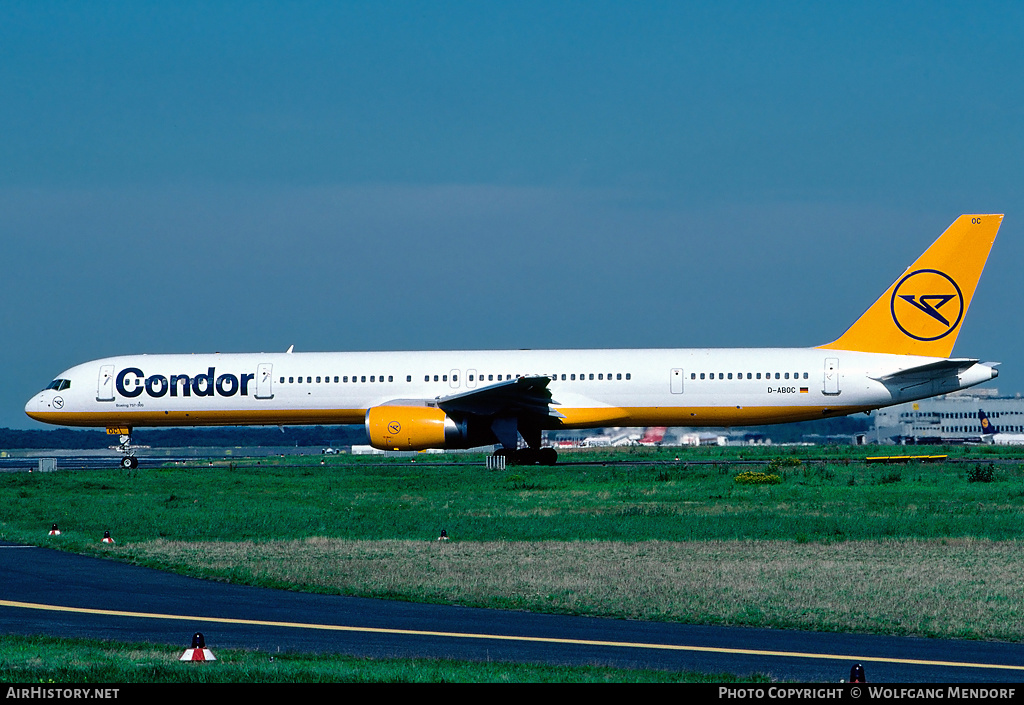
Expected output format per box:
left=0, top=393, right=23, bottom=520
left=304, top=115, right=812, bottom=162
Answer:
left=44, top=379, right=71, bottom=392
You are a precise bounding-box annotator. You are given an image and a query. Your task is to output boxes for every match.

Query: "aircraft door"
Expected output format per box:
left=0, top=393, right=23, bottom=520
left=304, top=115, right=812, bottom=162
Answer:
left=450, top=369, right=461, bottom=389
left=255, top=363, right=274, bottom=399
left=823, top=358, right=840, bottom=395
left=670, top=368, right=684, bottom=394
left=97, top=365, right=115, bottom=402
left=467, top=369, right=478, bottom=389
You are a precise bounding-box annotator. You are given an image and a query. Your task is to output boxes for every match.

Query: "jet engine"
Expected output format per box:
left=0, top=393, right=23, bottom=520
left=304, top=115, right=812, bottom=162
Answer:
left=365, top=405, right=469, bottom=451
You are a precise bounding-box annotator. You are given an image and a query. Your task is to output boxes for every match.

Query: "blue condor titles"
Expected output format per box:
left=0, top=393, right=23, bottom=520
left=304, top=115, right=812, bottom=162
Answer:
left=116, top=367, right=256, bottom=398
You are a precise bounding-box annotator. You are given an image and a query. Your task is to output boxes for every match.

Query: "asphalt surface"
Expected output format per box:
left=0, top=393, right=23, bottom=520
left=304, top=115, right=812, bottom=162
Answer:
left=2, top=542, right=1023, bottom=682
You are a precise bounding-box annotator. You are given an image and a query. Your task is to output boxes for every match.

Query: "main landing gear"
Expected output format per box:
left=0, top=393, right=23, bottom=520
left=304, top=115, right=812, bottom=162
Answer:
left=492, top=446, right=558, bottom=466
left=488, top=417, right=558, bottom=466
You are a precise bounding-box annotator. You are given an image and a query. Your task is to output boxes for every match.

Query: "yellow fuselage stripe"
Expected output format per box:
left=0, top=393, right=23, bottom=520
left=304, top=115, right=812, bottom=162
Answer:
left=27, top=404, right=871, bottom=429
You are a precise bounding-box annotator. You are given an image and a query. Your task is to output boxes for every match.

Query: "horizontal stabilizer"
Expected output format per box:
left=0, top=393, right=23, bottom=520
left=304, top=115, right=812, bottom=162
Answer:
left=870, top=358, right=997, bottom=395
left=870, top=358, right=980, bottom=383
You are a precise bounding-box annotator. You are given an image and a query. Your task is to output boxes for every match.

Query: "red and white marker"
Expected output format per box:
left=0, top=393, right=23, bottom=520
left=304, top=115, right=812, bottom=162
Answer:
left=102, top=530, right=114, bottom=544
left=48, top=523, right=60, bottom=536
left=180, top=632, right=216, bottom=662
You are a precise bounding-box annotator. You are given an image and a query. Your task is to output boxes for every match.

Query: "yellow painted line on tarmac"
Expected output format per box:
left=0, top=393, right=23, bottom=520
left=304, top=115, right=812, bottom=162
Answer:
left=2, top=599, right=1022, bottom=672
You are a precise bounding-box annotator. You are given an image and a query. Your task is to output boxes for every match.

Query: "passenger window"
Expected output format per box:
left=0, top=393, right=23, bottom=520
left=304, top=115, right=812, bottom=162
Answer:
left=289, top=377, right=294, bottom=383
left=626, top=373, right=631, bottom=380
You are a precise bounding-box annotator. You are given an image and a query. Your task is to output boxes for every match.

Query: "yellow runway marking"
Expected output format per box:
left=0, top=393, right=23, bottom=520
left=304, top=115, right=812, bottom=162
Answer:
left=2, top=599, right=1022, bottom=672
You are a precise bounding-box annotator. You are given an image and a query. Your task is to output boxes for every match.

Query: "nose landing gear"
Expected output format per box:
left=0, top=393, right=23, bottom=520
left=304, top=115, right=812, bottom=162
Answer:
left=114, top=431, right=138, bottom=469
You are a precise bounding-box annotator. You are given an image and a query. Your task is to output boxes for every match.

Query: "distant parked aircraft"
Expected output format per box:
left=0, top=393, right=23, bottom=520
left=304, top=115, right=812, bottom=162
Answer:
left=979, top=409, right=1024, bottom=445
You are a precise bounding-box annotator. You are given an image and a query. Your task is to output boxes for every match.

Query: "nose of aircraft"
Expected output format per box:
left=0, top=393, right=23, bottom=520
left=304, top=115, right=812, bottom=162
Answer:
left=25, top=392, right=48, bottom=422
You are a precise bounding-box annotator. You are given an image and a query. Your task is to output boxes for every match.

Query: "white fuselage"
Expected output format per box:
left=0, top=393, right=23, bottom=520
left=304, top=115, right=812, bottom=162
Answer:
left=25, top=347, right=998, bottom=434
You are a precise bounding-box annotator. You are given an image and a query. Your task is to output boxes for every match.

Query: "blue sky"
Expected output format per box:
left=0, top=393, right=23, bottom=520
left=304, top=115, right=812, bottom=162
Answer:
left=3, top=2, right=1023, bottom=429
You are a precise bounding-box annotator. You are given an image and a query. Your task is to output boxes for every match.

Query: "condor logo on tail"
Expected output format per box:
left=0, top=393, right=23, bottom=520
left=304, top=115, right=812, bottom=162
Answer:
left=819, top=214, right=1002, bottom=358
left=890, top=268, right=964, bottom=342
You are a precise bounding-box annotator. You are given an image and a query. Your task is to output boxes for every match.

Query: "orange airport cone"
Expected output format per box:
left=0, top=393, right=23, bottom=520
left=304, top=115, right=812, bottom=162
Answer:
left=180, top=632, right=216, bottom=662
left=48, top=523, right=60, bottom=536
left=102, top=531, right=114, bottom=544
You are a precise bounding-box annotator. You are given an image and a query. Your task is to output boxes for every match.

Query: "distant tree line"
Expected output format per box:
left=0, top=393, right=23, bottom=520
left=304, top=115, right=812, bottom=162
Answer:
left=738, top=416, right=873, bottom=444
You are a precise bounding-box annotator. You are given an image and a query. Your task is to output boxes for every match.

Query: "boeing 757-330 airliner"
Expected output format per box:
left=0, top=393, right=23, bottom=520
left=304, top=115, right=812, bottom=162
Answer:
left=26, top=214, right=1003, bottom=467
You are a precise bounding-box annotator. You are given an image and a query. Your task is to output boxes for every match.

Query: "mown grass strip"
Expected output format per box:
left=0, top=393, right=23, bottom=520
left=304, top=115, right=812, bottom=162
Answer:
left=91, top=537, right=1024, bottom=642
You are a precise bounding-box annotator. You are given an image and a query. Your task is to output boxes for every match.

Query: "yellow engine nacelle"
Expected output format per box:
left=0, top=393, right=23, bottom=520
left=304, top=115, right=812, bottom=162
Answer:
left=365, top=405, right=463, bottom=451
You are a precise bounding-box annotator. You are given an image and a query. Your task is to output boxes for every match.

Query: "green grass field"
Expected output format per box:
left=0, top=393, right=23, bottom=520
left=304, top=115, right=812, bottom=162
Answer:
left=2, top=444, right=1023, bottom=679
left=0, top=633, right=761, bottom=683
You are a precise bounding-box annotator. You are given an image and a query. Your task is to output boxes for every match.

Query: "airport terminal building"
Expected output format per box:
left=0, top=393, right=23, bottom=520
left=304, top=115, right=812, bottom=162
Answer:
left=872, top=389, right=1024, bottom=444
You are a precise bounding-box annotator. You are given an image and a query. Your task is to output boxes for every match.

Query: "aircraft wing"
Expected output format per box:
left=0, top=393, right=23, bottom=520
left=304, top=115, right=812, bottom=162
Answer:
left=436, top=375, right=564, bottom=419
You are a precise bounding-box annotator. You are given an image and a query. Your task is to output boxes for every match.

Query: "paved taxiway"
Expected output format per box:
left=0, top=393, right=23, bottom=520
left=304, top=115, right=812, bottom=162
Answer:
left=2, top=541, right=1023, bottom=682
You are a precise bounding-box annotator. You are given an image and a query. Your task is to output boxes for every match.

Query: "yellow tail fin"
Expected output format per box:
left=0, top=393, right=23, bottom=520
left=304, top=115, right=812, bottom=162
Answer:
left=818, top=214, right=1003, bottom=357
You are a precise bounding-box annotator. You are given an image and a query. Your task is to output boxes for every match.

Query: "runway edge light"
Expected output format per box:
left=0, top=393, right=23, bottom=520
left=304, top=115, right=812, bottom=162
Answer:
left=102, top=530, right=114, bottom=544
left=48, top=523, right=60, bottom=536
left=180, top=632, right=216, bottom=662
